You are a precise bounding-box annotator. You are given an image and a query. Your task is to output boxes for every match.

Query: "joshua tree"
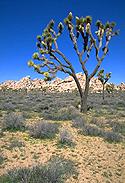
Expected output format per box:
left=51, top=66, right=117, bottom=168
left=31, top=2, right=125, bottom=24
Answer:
left=28, top=12, right=118, bottom=112
left=97, top=69, right=111, bottom=100
left=106, top=83, right=115, bottom=94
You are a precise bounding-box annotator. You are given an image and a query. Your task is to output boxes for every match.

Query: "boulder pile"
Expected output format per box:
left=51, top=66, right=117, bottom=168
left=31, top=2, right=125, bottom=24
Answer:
left=0, top=73, right=124, bottom=92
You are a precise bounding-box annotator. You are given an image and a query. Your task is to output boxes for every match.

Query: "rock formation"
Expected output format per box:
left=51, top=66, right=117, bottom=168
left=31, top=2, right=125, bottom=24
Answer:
left=0, top=73, right=124, bottom=92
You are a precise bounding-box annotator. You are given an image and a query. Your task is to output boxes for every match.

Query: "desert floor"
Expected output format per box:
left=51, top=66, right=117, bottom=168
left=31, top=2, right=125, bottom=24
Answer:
left=0, top=89, right=125, bottom=183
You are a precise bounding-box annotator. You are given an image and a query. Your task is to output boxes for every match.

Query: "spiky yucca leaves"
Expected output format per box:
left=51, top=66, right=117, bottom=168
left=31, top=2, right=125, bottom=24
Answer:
left=47, top=19, right=55, bottom=30
left=95, top=20, right=102, bottom=28
left=95, top=20, right=105, bottom=42
left=64, top=13, right=93, bottom=52
left=28, top=60, right=34, bottom=67
left=85, top=16, right=92, bottom=24
left=58, top=22, right=64, bottom=33
left=32, top=52, right=39, bottom=59
left=75, top=15, right=92, bottom=33
left=67, top=12, right=73, bottom=21
left=97, top=69, right=111, bottom=84
left=106, top=83, right=115, bottom=94
left=95, top=20, right=119, bottom=44
left=64, top=12, right=73, bottom=25
left=28, top=18, right=64, bottom=81
left=37, top=35, right=42, bottom=41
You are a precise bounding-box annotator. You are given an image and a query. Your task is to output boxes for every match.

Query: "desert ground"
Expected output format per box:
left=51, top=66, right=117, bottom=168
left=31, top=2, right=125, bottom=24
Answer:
left=0, top=88, right=125, bottom=183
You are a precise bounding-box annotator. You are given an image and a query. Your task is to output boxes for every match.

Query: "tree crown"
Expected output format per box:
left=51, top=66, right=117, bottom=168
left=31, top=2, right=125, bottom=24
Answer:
left=97, top=69, right=111, bottom=84
left=28, top=12, right=119, bottom=81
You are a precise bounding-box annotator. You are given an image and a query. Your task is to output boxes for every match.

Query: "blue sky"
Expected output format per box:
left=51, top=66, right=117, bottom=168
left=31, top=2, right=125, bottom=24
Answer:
left=0, top=0, right=125, bottom=84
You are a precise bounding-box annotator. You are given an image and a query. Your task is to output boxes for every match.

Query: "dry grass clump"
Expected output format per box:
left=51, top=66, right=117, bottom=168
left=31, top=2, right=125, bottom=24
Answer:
left=0, top=156, right=77, bottom=183
left=28, top=121, right=59, bottom=139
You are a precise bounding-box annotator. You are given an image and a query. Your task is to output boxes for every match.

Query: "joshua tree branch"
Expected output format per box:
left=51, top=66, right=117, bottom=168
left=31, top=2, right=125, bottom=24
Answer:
left=89, top=42, right=109, bottom=80
left=78, top=54, right=88, bottom=77
left=68, top=26, right=80, bottom=55
left=55, top=49, right=75, bottom=72
left=89, top=32, right=100, bottom=62
left=53, top=39, right=58, bottom=50
left=50, top=52, right=72, bottom=70
left=82, top=42, right=94, bottom=65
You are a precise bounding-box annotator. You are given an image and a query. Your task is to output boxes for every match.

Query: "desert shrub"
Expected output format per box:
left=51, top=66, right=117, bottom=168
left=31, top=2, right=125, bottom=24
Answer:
left=59, top=129, right=74, bottom=145
left=0, top=102, right=16, bottom=111
left=0, top=111, right=3, bottom=117
left=112, top=122, right=125, bottom=135
left=90, top=117, right=100, bottom=125
left=0, top=155, right=5, bottom=165
left=81, top=124, right=103, bottom=137
left=0, top=129, right=4, bottom=138
left=101, top=100, right=109, bottom=105
left=72, top=99, right=80, bottom=109
left=33, top=103, right=49, bottom=112
left=103, top=131, right=123, bottom=142
left=22, top=111, right=34, bottom=119
left=72, top=116, right=86, bottom=128
left=80, top=121, right=124, bottom=142
left=0, top=156, right=77, bottom=183
left=90, top=118, right=108, bottom=128
left=43, top=156, right=77, bottom=182
left=116, top=101, right=125, bottom=108
left=28, top=121, right=59, bottom=139
left=117, top=111, right=125, bottom=117
left=43, top=106, right=81, bottom=121
left=2, top=112, right=25, bottom=131
left=8, top=140, right=24, bottom=150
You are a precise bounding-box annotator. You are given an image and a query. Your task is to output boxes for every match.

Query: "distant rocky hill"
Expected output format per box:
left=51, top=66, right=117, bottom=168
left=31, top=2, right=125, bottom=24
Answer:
left=0, top=73, right=125, bottom=92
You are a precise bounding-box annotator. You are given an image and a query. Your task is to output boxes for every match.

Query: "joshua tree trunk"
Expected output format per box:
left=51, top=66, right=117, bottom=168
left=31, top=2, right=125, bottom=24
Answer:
left=72, top=73, right=90, bottom=113
left=80, top=77, right=90, bottom=113
left=102, top=83, right=105, bottom=100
